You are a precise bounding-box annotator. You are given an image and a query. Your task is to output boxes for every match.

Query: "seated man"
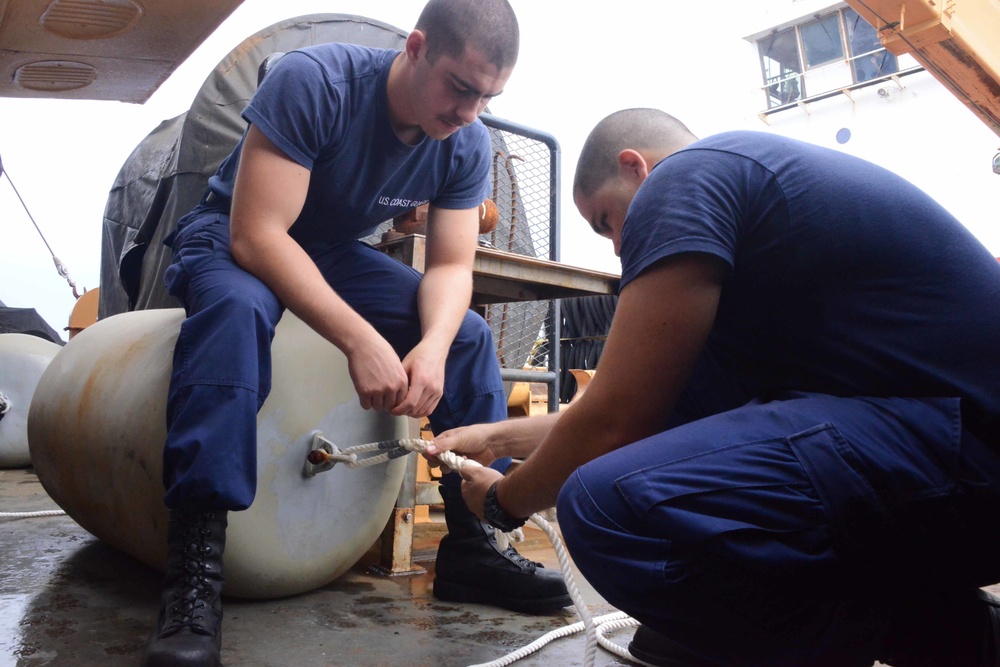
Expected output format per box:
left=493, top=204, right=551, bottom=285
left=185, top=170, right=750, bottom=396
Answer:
left=141, top=2, right=569, bottom=666
left=427, top=108, right=1000, bottom=667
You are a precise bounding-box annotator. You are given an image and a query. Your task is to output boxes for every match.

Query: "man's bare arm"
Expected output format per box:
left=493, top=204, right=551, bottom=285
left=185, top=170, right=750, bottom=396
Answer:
left=472, top=253, right=728, bottom=518
left=427, top=411, right=563, bottom=465
left=392, top=204, right=480, bottom=417
left=229, top=125, right=409, bottom=412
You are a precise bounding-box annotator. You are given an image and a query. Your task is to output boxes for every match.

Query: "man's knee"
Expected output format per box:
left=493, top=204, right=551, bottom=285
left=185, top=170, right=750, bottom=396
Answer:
left=447, top=311, right=502, bottom=390
left=454, top=310, right=495, bottom=350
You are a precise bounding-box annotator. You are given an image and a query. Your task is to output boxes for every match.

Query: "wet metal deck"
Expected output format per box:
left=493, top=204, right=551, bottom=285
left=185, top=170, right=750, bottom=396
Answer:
left=1, top=468, right=631, bottom=667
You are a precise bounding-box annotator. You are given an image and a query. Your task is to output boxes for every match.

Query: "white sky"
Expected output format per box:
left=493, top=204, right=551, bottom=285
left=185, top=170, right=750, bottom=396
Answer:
left=0, top=0, right=994, bottom=337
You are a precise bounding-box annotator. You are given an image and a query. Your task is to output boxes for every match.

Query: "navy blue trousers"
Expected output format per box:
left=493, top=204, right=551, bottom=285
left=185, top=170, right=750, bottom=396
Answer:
left=557, top=354, right=1000, bottom=666
left=162, top=213, right=508, bottom=510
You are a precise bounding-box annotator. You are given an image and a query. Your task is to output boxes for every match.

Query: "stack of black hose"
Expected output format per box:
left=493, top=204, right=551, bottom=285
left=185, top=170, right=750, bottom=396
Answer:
left=558, top=295, right=618, bottom=404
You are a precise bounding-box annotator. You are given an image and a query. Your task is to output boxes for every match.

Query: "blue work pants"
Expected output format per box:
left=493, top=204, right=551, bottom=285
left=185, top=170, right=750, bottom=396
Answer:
left=557, top=354, right=1000, bottom=666
left=162, top=214, right=508, bottom=510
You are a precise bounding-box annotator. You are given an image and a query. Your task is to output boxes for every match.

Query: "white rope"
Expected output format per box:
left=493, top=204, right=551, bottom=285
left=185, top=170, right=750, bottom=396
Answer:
left=0, top=160, right=82, bottom=298
left=0, top=397, right=68, bottom=518
left=0, top=509, right=66, bottom=519
left=313, top=436, right=646, bottom=667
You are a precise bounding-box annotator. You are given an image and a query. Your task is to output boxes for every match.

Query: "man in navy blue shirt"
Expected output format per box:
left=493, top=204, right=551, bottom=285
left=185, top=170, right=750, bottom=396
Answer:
left=142, top=2, right=569, bottom=666
left=429, top=108, right=1000, bottom=666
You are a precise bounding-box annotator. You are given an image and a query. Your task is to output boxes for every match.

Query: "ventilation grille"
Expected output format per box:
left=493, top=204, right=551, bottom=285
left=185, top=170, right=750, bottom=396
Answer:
left=41, top=0, right=143, bottom=39
left=14, top=61, right=97, bottom=91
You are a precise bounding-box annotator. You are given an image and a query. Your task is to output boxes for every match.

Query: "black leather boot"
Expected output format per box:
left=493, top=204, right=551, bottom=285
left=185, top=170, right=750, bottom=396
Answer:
left=142, top=509, right=228, bottom=667
left=627, top=625, right=722, bottom=667
left=433, top=483, right=571, bottom=614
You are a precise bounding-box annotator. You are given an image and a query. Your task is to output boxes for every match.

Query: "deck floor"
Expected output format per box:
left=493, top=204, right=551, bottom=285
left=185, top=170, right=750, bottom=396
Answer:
left=1, top=467, right=633, bottom=667
left=8, top=466, right=983, bottom=666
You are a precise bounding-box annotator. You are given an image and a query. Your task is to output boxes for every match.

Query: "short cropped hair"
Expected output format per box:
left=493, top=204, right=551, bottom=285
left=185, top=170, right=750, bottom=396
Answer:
left=416, top=0, right=519, bottom=70
left=573, top=109, right=698, bottom=196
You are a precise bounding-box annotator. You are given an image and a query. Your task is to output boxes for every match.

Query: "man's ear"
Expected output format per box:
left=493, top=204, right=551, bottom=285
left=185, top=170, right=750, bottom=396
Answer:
left=405, top=30, right=427, bottom=63
left=617, top=149, right=650, bottom=185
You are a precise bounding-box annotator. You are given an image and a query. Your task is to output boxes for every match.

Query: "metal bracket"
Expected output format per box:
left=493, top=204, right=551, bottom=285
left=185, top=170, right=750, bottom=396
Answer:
left=303, top=432, right=340, bottom=477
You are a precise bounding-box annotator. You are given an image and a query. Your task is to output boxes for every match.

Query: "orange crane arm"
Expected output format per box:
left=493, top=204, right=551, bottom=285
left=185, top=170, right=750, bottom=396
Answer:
left=845, top=0, right=1000, bottom=137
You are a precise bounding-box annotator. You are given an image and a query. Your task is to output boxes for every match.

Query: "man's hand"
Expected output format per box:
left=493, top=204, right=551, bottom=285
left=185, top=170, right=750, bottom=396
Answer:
left=344, top=334, right=409, bottom=412
left=424, top=423, right=502, bottom=469
left=392, top=341, right=446, bottom=417
left=457, top=465, right=504, bottom=521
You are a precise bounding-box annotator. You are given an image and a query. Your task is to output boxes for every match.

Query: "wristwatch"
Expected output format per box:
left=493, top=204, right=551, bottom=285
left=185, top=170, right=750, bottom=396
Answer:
left=483, top=480, right=527, bottom=532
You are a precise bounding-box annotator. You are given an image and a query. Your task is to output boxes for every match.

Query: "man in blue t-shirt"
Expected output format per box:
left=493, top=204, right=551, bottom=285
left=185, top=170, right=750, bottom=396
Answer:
left=142, top=2, right=570, bottom=666
left=427, top=108, right=1000, bottom=666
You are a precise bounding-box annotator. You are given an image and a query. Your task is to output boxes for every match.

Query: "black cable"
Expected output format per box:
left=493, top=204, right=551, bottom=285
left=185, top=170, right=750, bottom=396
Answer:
left=558, top=295, right=618, bottom=402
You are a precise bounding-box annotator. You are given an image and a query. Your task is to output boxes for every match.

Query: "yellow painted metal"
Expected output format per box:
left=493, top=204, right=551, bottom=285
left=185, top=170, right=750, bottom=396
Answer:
left=846, top=0, right=1000, bottom=136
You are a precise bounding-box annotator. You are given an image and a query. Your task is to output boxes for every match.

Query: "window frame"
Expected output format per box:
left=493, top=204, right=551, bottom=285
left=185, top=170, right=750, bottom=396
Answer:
left=756, top=5, right=900, bottom=110
left=799, top=11, right=847, bottom=71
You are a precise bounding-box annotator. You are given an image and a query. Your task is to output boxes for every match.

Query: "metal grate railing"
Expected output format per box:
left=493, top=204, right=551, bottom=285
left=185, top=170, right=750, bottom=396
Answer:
left=481, top=114, right=561, bottom=409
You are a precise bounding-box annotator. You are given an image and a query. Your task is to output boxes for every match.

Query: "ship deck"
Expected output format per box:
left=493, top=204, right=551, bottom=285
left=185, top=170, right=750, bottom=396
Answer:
left=1, top=467, right=631, bottom=667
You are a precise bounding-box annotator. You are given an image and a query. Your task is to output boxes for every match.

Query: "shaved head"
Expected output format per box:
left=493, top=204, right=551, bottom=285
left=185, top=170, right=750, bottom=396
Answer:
left=573, top=109, right=698, bottom=197
left=416, top=0, right=519, bottom=70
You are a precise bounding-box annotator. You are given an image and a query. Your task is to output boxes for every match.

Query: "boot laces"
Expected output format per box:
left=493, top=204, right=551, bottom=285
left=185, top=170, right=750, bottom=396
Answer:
left=501, top=546, right=539, bottom=571
left=164, top=518, right=218, bottom=635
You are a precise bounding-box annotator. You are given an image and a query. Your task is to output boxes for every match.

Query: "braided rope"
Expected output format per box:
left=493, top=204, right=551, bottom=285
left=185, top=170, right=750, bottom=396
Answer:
left=3, top=436, right=646, bottom=661
left=0, top=396, right=68, bottom=519
left=595, top=615, right=651, bottom=664
left=0, top=509, right=66, bottom=519
left=465, top=511, right=599, bottom=667
left=319, top=436, right=644, bottom=667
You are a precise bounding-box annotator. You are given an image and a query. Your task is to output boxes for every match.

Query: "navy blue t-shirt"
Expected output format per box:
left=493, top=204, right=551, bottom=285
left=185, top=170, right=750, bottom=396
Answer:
left=193, top=43, right=491, bottom=251
left=620, top=131, right=1000, bottom=434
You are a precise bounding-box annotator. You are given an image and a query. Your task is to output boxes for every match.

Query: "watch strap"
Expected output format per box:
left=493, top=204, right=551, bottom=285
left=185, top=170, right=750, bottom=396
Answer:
left=483, top=480, right=527, bottom=532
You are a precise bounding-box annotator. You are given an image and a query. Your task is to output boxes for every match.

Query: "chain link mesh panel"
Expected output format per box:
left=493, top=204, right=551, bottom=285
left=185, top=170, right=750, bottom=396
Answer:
left=481, top=116, right=557, bottom=380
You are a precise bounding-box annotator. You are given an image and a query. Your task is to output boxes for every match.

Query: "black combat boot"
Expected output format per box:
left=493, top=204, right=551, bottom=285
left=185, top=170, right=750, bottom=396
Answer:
left=433, top=483, right=571, bottom=614
left=142, top=509, right=228, bottom=667
left=627, top=625, right=723, bottom=667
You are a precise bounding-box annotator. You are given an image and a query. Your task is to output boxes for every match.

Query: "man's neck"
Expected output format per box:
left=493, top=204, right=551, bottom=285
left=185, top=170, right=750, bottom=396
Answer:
left=386, top=52, right=425, bottom=145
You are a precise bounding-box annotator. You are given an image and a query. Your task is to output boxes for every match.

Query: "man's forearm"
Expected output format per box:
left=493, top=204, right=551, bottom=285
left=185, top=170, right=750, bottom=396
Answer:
left=487, top=411, right=561, bottom=460
left=416, top=263, right=473, bottom=353
left=496, top=402, right=626, bottom=519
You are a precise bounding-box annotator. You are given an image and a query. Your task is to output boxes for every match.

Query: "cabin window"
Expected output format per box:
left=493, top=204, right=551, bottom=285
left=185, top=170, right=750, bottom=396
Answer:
left=844, top=7, right=898, bottom=83
left=755, top=6, right=899, bottom=109
left=801, top=13, right=844, bottom=68
left=759, top=26, right=804, bottom=107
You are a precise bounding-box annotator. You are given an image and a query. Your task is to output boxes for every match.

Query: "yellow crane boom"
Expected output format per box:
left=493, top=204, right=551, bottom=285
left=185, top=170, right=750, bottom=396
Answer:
left=846, top=0, right=1000, bottom=137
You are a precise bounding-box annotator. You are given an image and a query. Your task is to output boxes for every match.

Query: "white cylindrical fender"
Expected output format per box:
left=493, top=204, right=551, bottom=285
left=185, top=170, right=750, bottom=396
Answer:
left=0, top=334, right=62, bottom=468
left=28, top=309, right=408, bottom=599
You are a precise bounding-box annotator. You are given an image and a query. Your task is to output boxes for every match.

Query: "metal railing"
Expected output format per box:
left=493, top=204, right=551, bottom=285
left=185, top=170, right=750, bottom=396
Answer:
left=760, top=63, right=924, bottom=118
left=761, top=47, right=909, bottom=111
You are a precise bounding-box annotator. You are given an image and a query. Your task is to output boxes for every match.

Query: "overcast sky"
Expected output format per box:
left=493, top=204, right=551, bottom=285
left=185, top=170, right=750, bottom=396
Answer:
left=0, top=0, right=990, bottom=337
